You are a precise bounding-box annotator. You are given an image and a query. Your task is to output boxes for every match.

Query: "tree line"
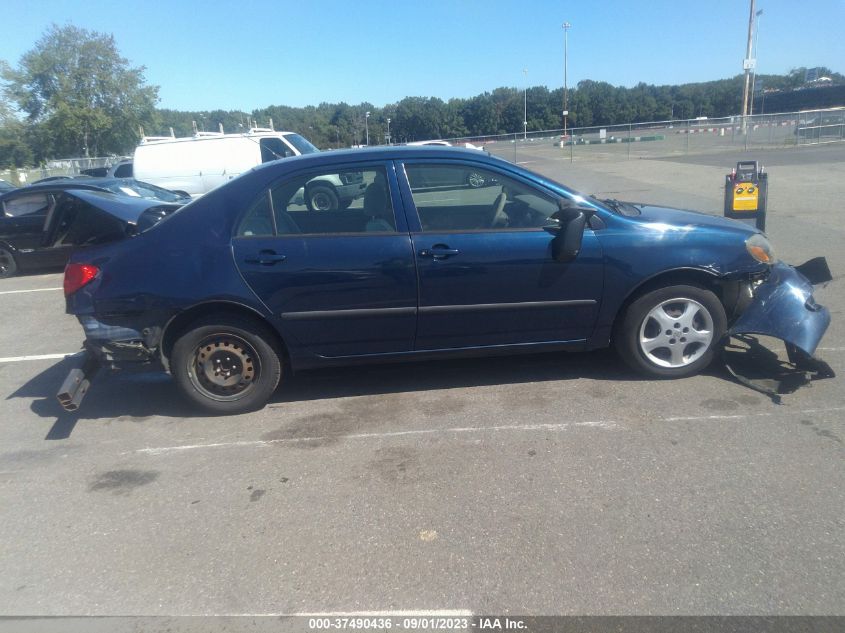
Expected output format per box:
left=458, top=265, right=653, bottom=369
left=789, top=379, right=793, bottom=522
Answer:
left=1, top=25, right=843, bottom=167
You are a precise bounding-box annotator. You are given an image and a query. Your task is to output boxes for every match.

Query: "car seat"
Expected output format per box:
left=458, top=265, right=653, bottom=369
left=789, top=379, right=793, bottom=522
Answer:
left=363, top=173, right=394, bottom=232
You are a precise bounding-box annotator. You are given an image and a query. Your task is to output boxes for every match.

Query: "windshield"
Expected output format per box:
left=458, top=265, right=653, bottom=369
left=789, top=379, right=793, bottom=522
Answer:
left=284, top=133, right=319, bottom=155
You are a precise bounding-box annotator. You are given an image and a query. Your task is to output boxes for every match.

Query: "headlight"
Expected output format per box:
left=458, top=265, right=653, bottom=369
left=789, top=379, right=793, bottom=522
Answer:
left=745, top=234, right=776, bottom=264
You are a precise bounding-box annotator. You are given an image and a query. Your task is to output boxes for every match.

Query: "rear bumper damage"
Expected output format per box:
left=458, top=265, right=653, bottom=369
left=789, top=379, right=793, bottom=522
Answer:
left=724, top=258, right=835, bottom=401
left=56, top=317, right=160, bottom=412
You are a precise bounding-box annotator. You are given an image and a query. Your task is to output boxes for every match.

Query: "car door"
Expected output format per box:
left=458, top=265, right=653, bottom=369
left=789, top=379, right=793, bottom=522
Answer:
left=231, top=161, right=418, bottom=358
left=0, top=191, right=53, bottom=269
left=398, top=160, right=604, bottom=350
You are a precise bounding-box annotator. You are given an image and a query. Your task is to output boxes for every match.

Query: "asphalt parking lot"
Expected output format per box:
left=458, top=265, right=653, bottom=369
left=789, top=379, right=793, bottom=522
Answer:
left=0, top=144, right=842, bottom=620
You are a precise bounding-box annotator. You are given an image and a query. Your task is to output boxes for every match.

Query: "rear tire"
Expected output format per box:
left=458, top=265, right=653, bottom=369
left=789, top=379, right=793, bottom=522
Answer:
left=171, top=314, right=282, bottom=414
left=0, top=247, right=18, bottom=279
left=307, top=185, right=339, bottom=211
left=614, top=284, right=726, bottom=378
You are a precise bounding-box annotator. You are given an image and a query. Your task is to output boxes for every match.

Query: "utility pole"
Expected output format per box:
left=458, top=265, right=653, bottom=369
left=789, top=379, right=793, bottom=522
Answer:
left=740, top=0, right=756, bottom=133
left=749, top=9, right=763, bottom=115
left=561, top=22, right=571, bottom=148
left=365, top=111, right=370, bottom=146
left=523, top=68, right=528, bottom=140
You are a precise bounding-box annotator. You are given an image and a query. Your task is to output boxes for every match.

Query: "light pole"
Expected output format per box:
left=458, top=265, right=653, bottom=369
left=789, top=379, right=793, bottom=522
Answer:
left=749, top=8, right=763, bottom=115
left=561, top=22, right=571, bottom=148
left=365, top=111, right=370, bottom=146
left=386, top=117, right=391, bottom=145
left=740, top=0, right=756, bottom=133
left=523, top=68, right=528, bottom=140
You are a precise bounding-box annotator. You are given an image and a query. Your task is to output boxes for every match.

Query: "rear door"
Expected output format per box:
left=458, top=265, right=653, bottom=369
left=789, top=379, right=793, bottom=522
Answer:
left=398, top=160, right=604, bottom=350
left=231, top=161, right=417, bottom=358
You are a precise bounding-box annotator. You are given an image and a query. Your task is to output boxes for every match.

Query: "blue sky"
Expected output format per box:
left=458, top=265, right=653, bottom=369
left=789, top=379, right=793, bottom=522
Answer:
left=2, top=0, right=843, bottom=111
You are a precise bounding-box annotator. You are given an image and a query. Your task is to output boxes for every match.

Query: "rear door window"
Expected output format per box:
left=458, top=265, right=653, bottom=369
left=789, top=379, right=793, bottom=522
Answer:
left=3, top=193, right=51, bottom=218
left=236, top=164, right=395, bottom=236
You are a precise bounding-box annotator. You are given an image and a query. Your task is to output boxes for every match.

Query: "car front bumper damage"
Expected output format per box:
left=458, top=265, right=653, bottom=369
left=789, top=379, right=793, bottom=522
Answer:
left=724, top=258, right=835, bottom=402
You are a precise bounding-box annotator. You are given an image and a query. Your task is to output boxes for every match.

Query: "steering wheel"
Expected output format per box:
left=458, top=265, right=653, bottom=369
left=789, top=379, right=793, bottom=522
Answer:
left=490, top=191, right=508, bottom=227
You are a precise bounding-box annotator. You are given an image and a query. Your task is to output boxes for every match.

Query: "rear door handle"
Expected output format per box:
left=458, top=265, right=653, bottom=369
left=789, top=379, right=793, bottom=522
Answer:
left=244, top=250, right=287, bottom=265
left=419, top=244, right=460, bottom=259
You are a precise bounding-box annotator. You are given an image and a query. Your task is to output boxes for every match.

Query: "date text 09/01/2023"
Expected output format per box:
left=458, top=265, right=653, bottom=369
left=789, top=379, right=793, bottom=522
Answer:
left=307, top=616, right=526, bottom=630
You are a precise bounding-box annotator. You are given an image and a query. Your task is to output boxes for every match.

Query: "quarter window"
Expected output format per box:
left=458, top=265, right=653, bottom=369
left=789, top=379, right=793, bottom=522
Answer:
left=405, top=164, right=564, bottom=232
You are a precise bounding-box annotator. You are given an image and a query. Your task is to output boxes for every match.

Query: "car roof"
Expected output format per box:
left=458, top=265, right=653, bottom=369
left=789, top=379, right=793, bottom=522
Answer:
left=253, top=145, right=502, bottom=174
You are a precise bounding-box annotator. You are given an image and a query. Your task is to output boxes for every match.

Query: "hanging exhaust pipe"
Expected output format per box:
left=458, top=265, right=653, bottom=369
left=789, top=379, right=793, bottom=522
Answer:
left=57, top=354, right=100, bottom=412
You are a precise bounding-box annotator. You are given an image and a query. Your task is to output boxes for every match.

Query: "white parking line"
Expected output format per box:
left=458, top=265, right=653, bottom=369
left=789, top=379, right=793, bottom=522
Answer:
left=131, top=420, right=623, bottom=455
left=0, top=287, right=63, bottom=295
left=130, top=406, right=845, bottom=457
left=0, top=352, right=79, bottom=363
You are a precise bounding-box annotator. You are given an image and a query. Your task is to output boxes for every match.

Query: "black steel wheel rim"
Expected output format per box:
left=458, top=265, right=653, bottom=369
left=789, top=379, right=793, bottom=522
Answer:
left=188, top=333, right=261, bottom=402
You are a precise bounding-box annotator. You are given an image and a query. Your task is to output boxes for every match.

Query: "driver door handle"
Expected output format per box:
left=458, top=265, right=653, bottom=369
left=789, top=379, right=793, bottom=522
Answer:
left=419, top=244, right=460, bottom=259
left=244, top=250, right=287, bottom=265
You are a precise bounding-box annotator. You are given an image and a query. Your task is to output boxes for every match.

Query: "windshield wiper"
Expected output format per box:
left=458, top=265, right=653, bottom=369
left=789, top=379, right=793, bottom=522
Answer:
left=599, top=198, right=641, bottom=217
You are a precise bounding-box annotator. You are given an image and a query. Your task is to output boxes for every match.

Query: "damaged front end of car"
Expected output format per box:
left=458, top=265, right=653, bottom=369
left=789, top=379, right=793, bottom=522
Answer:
left=722, top=257, right=835, bottom=403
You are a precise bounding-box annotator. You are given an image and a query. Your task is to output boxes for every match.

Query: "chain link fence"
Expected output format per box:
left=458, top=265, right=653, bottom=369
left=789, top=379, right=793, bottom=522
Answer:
left=2, top=108, right=843, bottom=185
left=1, top=156, right=128, bottom=187
left=446, top=108, right=845, bottom=162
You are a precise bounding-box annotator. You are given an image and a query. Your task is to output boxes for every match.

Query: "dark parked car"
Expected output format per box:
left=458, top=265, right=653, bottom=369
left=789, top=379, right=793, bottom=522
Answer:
left=81, top=159, right=133, bottom=179
left=0, top=186, right=181, bottom=278
left=58, top=146, right=830, bottom=413
left=0, top=179, right=16, bottom=193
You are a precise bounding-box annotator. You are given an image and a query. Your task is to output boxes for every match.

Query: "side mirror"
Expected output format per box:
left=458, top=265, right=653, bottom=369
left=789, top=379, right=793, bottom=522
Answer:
left=545, top=201, right=594, bottom=262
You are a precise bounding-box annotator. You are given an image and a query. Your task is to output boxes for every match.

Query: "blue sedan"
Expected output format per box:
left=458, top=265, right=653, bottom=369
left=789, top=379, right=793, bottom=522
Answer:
left=58, top=147, right=830, bottom=413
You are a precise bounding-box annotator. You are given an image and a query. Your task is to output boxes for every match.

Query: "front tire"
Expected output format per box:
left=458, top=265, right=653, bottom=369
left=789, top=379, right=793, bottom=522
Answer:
left=0, top=247, right=18, bottom=279
left=614, top=284, right=726, bottom=378
left=171, top=315, right=282, bottom=414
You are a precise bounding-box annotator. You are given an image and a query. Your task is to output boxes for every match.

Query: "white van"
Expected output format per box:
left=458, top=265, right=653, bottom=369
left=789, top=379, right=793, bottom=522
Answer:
left=133, top=129, right=320, bottom=199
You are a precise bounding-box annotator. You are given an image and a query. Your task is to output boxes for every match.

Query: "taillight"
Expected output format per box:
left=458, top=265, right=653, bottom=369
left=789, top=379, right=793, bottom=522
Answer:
left=64, top=263, right=100, bottom=296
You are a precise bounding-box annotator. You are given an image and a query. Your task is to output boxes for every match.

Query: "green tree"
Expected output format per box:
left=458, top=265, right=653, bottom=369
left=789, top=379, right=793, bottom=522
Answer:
left=2, top=24, right=159, bottom=158
left=0, top=78, right=31, bottom=167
